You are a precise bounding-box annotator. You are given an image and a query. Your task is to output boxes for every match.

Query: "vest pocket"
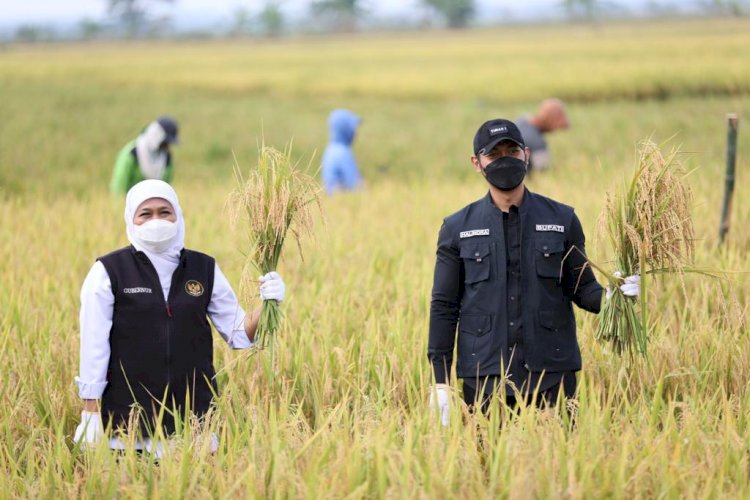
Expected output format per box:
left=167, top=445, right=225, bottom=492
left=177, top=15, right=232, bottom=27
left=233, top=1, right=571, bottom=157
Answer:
left=459, top=313, right=491, bottom=337
left=538, top=309, right=571, bottom=332
left=460, top=242, right=491, bottom=284
left=458, top=314, right=493, bottom=370
left=536, top=308, right=577, bottom=365
left=535, top=238, right=565, bottom=280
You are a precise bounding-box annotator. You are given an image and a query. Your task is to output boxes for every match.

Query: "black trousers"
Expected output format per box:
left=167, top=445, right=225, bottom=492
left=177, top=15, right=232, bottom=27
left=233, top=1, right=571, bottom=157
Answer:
left=462, top=374, right=577, bottom=415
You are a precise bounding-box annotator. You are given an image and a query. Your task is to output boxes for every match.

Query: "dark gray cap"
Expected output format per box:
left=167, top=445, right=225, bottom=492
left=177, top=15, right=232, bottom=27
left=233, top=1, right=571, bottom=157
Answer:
left=473, top=118, right=525, bottom=155
left=156, top=116, right=179, bottom=144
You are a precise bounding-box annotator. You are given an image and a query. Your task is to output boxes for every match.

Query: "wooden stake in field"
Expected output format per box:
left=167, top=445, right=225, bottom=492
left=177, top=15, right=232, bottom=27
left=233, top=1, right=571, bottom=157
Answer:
left=719, top=113, right=739, bottom=246
left=595, top=139, right=695, bottom=358
left=227, top=143, right=321, bottom=352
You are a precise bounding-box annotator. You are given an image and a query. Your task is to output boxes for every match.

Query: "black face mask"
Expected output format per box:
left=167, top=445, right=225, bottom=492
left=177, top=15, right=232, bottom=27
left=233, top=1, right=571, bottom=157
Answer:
left=481, top=156, right=527, bottom=191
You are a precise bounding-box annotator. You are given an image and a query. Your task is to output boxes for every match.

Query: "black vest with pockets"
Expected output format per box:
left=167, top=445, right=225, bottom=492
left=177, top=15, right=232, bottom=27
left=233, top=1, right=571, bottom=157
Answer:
left=447, top=191, right=581, bottom=377
left=99, top=246, right=216, bottom=436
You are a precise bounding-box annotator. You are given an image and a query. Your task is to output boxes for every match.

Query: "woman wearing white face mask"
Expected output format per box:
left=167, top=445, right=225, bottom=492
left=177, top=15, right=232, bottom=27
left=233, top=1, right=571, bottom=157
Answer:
left=74, top=180, right=286, bottom=455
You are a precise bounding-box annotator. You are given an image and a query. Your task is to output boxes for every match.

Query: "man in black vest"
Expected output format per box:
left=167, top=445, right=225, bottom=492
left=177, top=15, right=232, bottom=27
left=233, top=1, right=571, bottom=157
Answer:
left=427, top=118, right=637, bottom=424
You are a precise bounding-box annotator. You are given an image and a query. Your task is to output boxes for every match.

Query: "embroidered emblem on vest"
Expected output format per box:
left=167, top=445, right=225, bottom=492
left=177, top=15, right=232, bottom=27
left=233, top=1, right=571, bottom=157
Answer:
left=460, top=229, right=490, bottom=239
left=185, top=280, right=204, bottom=297
left=123, top=287, right=152, bottom=294
left=535, top=224, right=564, bottom=233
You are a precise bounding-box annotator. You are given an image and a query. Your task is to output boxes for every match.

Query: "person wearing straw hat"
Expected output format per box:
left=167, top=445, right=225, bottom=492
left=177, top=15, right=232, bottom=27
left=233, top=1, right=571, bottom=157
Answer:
left=514, top=98, right=570, bottom=173
left=110, top=116, right=180, bottom=195
left=427, top=118, right=639, bottom=424
left=73, top=180, right=286, bottom=455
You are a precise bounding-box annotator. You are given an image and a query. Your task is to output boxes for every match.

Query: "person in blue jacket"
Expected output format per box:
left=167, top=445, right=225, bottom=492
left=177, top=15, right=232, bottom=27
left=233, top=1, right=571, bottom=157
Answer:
left=321, top=109, right=363, bottom=194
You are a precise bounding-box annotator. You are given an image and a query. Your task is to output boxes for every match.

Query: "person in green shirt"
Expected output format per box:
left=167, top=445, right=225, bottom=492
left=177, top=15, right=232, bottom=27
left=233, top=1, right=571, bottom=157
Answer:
left=110, top=116, right=180, bottom=194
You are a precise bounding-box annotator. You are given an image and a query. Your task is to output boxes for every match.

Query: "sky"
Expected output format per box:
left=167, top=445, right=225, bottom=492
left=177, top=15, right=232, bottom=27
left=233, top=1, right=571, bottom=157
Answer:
left=0, top=0, right=663, bottom=29
left=2, top=0, right=419, bottom=25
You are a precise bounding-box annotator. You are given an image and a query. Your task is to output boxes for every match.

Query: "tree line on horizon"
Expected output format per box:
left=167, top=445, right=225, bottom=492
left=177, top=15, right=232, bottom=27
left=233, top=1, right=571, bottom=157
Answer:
left=7, top=0, right=748, bottom=43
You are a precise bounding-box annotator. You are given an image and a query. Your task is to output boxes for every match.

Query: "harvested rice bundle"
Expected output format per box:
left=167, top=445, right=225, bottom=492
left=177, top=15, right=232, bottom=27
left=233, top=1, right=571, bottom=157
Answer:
left=595, top=139, right=695, bottom=358
left=227, top=143, right=320, bottom=351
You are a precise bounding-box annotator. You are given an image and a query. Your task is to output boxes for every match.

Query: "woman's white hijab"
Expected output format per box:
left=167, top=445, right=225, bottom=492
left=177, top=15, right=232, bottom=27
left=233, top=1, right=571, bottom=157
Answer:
left=124, top=180, right=186, bottom=298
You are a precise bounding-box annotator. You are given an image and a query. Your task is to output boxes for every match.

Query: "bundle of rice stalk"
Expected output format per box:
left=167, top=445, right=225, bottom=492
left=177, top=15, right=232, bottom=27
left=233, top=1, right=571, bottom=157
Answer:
left=227, top=142, right=321, bottom=351
left=595, top=139, right=695, bottom=358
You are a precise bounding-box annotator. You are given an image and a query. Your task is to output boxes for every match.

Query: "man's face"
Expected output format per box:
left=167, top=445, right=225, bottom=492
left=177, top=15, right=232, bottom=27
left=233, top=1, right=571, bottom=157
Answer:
left=472, top=140, right=529, bottom=172
left=550, top=111, right=570, bottom=131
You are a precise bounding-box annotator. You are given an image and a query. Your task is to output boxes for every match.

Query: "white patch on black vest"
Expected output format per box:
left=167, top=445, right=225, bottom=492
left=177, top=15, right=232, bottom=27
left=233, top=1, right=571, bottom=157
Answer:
left=535, top=224, right=564, bottom=233
left=460, top=229, right=490, bottom=239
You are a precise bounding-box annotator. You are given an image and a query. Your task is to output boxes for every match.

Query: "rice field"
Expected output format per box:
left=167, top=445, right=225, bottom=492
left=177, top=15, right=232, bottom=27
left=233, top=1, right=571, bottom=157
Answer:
left=0, top=17, right=749, bottom=498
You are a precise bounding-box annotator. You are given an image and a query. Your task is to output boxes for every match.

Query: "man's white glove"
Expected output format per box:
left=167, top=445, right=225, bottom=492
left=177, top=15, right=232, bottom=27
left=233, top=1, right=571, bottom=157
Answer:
left=606, top=271, right=640, bottom=300
left=73, top=411, right=104, bottom=448
left=620, top=274, right=640, bottom=297
left=259, top=272, right=286, bottom=303
left=429, top=384, right=450, bottom=427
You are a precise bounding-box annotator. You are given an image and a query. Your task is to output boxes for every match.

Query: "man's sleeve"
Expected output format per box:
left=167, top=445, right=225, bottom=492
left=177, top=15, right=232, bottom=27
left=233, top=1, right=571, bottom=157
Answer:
left=110, top=147, right=135, bottom=194
left=428, top=221, right=463, bottom=384
left=564, top=212, right=604, bottom=313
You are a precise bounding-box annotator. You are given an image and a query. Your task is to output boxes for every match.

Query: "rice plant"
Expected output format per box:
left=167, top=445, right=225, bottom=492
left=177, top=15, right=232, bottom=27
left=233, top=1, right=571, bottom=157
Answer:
left=595, top=139, right=695, bottom=358
left=227, top=143, right=321, bottom=351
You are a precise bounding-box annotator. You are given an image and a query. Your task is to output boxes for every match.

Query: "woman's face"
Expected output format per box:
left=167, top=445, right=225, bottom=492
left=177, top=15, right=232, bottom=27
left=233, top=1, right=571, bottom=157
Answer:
left=133, top=197, right=177, bottom=225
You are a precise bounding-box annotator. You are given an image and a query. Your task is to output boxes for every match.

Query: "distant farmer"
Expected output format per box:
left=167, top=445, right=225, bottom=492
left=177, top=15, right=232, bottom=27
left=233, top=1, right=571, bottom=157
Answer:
left=321, top=108, right=363, bottom=195
left=73, top=180, right=286, bottom=456
left=427, top=118, right=639, bottom=424
left=515, top=98, right=570, bottom=173
left=110, top=116, right=180, bottom=195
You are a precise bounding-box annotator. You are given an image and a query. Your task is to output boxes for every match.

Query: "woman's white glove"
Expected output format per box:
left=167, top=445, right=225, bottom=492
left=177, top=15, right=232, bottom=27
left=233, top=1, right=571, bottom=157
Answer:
left=259, top=272, right=285, bottom=303
left=606, top=272, right=640, bottom=299
left=73, top=411, right=104, bottom=448
left=429, top=384, right=450, bottom=427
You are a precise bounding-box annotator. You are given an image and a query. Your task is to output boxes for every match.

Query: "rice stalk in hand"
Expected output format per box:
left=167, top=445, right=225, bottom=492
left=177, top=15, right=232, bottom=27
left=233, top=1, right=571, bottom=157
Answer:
left=595, top=139, right=695, bottom=358
left=227, top=142, right=321, bottom=352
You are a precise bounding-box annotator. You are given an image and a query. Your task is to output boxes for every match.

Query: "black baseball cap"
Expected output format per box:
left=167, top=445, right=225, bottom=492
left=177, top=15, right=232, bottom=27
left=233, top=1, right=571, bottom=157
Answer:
left=156, top=116, right=179, bottom=145
left=473, top=118, right=525, bottom=155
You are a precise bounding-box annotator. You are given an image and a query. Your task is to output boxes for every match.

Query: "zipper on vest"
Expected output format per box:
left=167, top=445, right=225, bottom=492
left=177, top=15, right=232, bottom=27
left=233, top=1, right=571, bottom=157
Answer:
left=138, top=252, right=177, bottom=395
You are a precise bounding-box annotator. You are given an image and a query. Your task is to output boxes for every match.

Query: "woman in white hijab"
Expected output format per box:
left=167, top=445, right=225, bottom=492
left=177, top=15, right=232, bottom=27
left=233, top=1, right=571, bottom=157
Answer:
left=74, top=180, right=285, bottom=455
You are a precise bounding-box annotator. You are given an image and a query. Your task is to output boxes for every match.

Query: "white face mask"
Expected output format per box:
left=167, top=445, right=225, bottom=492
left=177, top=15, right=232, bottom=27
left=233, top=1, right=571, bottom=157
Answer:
left=131, top=219, right=179, bottom=253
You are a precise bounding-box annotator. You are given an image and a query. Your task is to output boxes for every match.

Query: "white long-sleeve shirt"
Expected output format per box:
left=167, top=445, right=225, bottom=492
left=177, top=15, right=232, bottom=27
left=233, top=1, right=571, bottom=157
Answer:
left=75, top=260, right=252, bottom=400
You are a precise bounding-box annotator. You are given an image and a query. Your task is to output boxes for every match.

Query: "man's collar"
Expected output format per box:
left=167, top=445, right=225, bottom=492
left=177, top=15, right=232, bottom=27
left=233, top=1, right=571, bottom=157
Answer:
left=483, top=187, right=530, bottom=214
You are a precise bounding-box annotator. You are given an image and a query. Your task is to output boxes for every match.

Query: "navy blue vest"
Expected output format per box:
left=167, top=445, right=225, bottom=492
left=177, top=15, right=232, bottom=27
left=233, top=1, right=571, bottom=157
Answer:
left=445, top=192, right=583, bottom=376
left=98, top=246, right=216, bottom=436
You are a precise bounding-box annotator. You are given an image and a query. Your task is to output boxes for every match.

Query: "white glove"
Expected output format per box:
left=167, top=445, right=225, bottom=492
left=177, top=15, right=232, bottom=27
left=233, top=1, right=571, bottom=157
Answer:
left=429, top=384, right=450, bottom=427
left=606, top=272, right=640, bottom=300
left=73, top=411, right=104, bottom=448
left=259, top=271, right=285, bottom=303
left=620, top=274, right=640, bottom=297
